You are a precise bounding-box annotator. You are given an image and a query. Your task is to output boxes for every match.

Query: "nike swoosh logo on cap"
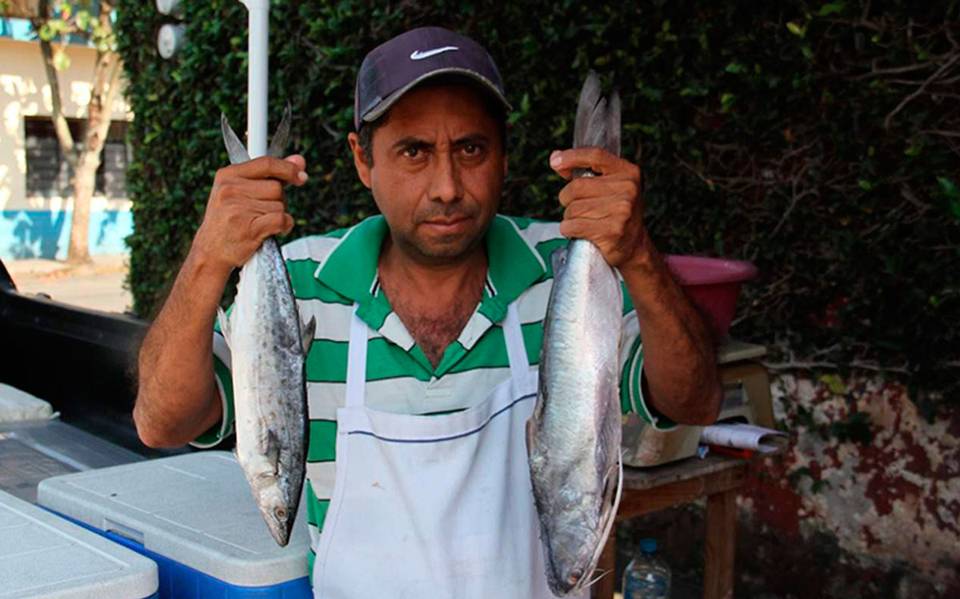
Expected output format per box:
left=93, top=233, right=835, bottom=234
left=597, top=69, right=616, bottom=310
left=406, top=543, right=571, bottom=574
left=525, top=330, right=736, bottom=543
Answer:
left=410, top=46, right=459, bottom=60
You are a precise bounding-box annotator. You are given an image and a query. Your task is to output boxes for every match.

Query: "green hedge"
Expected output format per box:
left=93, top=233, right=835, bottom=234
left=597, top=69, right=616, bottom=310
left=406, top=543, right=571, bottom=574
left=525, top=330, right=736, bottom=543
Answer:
left=116, top=1, right=959, bottom=401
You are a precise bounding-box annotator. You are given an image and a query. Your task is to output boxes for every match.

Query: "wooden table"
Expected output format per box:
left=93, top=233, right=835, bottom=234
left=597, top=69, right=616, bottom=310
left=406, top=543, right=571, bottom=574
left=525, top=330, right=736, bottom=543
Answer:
left=593, top=454, right=749, bottom=599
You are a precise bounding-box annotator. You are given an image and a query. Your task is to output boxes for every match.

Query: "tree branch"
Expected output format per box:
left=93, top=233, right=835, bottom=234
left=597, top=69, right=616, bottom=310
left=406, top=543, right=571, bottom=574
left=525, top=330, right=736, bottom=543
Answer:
left=32, top=0, right=76, bottom=168
left=884, top=51, right=960, bottom=130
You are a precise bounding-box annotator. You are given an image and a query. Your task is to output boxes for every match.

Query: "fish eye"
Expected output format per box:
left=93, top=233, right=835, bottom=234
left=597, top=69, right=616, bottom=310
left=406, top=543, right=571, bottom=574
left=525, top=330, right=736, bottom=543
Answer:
left=274, top=507, right=287, bottom=520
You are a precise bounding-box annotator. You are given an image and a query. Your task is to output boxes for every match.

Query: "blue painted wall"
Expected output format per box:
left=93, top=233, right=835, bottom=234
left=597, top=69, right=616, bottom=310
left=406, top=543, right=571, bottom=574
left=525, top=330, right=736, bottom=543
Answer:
left=1, top=209, right=133, bottom=259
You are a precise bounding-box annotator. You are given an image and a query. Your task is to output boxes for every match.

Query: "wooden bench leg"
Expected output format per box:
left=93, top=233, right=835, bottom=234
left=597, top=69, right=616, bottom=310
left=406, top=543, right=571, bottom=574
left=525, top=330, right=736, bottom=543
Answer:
left=593, top=524, right=617, bottom=599
left=704, top=488, right=736, bottom=599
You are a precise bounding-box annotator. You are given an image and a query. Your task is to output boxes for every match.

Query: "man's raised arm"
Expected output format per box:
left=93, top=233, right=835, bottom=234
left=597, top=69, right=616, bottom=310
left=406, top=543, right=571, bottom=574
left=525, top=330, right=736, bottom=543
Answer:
left=133, top=155, right=307, bottom=447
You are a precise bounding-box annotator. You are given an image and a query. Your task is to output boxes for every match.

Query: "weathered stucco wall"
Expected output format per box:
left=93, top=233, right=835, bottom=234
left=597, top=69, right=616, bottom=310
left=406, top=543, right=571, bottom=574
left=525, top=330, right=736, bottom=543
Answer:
left=737, top=373, right=959, bottom=596
left=619, top=373, right=959, bottom=598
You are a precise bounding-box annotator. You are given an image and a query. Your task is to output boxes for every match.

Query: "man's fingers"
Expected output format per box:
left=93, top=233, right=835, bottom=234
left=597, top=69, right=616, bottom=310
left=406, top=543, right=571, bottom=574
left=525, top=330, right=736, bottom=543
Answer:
left=549, top=147, right=639, bottom=181
left=559, top=216, right=606, bottom=240
left=245, top=199, right=287, bottom=215
left=231, top=155, right=308, bottom=185
left=558, top=176, right=636, bottom=207
left=251, top=211, right=294, bottom=240
left=218, top=178, right=284, bottom=203
left=562, top=196, right=630, bottom=221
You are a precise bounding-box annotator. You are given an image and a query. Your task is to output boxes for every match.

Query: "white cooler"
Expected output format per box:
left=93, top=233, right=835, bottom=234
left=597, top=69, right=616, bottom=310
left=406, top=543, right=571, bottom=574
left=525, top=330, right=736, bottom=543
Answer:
left=36, top=451, right=310, bottom=598
left=0, top=489, right=158, bottom=598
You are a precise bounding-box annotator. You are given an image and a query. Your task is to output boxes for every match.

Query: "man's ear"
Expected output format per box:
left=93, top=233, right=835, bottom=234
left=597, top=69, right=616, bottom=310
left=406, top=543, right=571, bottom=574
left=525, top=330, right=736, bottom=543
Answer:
left=347, top=132, right=372, bottom=189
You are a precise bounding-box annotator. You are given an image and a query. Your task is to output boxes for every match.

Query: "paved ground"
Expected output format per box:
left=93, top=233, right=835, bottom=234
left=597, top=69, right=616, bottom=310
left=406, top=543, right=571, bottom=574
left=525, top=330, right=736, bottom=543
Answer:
left=4, top=254, right=133, bottom=314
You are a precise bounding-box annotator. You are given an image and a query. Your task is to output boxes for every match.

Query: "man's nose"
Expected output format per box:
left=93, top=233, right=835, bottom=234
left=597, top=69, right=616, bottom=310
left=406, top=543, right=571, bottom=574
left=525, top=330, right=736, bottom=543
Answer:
left=429, top=152, right=463, bottom=204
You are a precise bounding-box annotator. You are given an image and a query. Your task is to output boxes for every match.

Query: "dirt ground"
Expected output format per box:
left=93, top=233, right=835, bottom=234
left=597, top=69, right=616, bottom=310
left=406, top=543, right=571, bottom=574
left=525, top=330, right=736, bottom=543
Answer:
left=4, top=255, right=133, bottom=314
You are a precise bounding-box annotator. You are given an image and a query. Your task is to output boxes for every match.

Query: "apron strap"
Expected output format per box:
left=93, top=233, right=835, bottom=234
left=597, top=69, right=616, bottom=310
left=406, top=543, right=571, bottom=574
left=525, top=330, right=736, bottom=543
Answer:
left=345, top=304, right=368, bottom=408
left=502, top=303, right=531, bottom=385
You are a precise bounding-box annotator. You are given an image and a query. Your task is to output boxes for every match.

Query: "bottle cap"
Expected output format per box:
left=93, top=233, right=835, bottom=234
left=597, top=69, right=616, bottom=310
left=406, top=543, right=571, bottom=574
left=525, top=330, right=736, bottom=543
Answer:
left=640, top=538, right=657, bottom=553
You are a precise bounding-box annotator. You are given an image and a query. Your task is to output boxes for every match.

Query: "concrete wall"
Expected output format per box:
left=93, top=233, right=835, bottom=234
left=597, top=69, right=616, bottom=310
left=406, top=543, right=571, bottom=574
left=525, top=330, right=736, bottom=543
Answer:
left=622, top=373, right=960, bottom=598
left=737, top=373, right=960, bottom=597
left=0, top=35, right=132, bottom=259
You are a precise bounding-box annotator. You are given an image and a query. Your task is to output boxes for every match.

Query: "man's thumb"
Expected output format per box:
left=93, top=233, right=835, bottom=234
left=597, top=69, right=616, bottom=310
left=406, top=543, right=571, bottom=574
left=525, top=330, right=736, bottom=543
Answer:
left=284, top=154, right=307, bottom=172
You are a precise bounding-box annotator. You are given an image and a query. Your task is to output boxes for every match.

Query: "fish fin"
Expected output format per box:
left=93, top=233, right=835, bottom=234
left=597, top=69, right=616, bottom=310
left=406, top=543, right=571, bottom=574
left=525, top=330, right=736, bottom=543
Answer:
left=549, top=247, right=568, bottom=277
left=573, top=71, right=602, bottom=150
left=573, top=72, right=621, bottom=179
left=572, top=71, right=606, bottom=179
left=584, top=96, right=607, bottom=150
left=217, top=306, right=232, bottom=347
left=605, top=89, right=621, bottom=158
left=268, top=103, right=292, bottom=158
left=301, top=316, right=316, bottom=355
left=221, top=113, right=251, bottom=165
left=264, top=429, right=280, bottom=473
left=525, top=417, right=537, bottom=456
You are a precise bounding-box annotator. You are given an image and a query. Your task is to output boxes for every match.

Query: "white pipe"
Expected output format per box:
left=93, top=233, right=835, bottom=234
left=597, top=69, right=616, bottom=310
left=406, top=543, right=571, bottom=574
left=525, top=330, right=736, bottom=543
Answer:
left=241, top=0, right=270, bottom=158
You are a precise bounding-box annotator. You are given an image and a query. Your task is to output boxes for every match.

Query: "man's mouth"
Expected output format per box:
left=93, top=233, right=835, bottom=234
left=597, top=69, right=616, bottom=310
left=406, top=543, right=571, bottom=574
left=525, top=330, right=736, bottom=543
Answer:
left=421, top=215, right=472, bottom=233
left=425, top=216, right=468, bottom=226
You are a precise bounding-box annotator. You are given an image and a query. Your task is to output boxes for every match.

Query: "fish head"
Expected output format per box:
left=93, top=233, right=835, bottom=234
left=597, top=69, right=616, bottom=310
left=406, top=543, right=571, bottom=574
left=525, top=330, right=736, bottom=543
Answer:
left=541, top=508, right=603, bottom=595
left=253, top=479, right=296, bottom=546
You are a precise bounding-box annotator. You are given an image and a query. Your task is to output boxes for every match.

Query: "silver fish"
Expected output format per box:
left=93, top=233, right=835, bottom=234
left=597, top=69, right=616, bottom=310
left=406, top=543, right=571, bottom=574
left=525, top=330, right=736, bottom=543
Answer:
left=527, top=72, right=624, bottom=596
left=218, top=107, right=314, bottom=547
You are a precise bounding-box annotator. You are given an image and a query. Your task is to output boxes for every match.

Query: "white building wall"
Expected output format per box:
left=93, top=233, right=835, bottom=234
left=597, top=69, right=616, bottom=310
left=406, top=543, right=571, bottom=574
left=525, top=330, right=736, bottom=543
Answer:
left=0, top=36, right=132, bottom=214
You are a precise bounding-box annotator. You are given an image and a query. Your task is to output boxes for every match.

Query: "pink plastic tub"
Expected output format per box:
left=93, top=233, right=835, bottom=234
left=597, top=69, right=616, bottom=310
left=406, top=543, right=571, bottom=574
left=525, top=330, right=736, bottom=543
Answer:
left=664, top=255, right=758, bottom=338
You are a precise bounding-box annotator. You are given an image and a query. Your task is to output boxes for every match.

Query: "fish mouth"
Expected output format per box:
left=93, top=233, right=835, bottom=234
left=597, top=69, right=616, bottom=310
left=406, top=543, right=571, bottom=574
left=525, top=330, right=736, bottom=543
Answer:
left=545, top=563, right=585, bottom=596
left=265, top=512, right=293, bottom=546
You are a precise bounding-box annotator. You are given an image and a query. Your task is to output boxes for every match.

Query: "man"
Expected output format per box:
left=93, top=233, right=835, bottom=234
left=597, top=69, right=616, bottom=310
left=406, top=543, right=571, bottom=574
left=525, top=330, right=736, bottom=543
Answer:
left=134, top=26, right=721, bottom=597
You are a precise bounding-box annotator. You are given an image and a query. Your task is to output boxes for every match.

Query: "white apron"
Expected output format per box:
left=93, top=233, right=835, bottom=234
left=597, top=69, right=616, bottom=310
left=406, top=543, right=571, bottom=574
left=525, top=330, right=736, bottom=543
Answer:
left=312, top=303, right=581, bottom=599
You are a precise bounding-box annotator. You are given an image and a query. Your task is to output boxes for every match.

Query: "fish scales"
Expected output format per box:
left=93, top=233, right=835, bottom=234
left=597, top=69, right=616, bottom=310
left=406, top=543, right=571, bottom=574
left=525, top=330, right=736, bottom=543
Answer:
left=527, top=72, right=624, bottom=596
left=219, top=109, right=313, bottom=547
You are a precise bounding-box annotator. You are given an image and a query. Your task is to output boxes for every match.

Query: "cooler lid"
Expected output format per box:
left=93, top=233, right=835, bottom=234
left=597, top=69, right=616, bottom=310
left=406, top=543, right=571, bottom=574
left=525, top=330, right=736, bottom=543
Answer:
left=37, top=451, right=309, bottom=586
left=0, top=489, right=158, bottom=598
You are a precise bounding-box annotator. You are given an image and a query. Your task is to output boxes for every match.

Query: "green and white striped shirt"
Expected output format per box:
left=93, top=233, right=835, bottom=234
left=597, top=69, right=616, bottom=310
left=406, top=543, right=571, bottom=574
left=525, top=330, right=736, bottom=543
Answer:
left=195, top=213, right=672, bottom=572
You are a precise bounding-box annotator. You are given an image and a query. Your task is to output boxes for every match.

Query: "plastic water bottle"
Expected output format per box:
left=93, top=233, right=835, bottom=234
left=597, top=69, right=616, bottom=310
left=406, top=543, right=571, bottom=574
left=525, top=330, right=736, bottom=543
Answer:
left=622, top=538, right=671, bottom=599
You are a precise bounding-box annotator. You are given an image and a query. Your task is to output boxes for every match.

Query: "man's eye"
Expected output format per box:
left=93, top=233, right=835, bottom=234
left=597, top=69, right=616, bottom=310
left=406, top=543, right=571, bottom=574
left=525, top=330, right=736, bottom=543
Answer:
left=402, top=146, right=420, bottom=158
left=462, top=143, right=482, bottom=156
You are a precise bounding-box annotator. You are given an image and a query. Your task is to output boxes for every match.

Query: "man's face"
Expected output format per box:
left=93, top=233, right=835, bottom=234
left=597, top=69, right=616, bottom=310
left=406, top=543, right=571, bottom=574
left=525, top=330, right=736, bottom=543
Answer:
left=348, top=83, right=507, bottom=265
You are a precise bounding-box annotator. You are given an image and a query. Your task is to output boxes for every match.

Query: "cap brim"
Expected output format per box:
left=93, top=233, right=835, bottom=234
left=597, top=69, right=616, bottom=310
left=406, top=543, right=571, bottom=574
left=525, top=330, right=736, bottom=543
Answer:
left=360, top=67, right=512, bottom=126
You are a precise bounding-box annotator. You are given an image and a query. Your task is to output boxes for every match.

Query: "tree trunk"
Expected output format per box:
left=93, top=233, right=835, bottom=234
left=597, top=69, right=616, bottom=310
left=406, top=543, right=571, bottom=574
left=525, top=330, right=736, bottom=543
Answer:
left=67, top=153, right=98, bottom=264
left=64, top=2, right=120, bottom=265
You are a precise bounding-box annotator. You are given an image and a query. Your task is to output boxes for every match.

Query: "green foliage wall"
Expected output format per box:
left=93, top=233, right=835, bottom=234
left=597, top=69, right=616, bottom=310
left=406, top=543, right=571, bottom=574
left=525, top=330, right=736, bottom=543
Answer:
left=116, top=1, right=959, bottom=400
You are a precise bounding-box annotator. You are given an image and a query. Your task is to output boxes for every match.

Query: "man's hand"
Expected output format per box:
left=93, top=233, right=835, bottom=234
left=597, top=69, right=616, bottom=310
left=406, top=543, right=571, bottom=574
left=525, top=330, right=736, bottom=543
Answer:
left=193, top=155, right=309, bottom=276
left=549, top=145, right=723, bottom=426
left=549, top=147, right=646, bottom=268
left=134, top=154, right=308, bottom=448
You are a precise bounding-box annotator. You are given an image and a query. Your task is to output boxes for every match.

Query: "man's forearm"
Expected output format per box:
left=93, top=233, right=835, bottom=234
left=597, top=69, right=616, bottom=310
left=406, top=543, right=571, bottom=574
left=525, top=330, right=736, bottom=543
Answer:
left=134, top=247, right=231, bottom=447
left=619, top=241, right=722, bottom=425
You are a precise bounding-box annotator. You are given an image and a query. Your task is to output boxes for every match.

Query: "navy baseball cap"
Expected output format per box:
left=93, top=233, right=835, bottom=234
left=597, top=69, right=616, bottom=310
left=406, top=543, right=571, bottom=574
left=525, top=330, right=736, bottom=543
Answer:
left=354, top=26, right=511, bottom=130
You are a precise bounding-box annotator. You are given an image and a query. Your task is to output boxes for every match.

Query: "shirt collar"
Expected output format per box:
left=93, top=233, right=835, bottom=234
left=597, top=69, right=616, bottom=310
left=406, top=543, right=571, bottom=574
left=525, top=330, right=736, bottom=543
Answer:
left=478, top=215, right=547, bottom=322
left=315, top=214, right=546, bottom=323
left=315, top=215, right=387, bottom=304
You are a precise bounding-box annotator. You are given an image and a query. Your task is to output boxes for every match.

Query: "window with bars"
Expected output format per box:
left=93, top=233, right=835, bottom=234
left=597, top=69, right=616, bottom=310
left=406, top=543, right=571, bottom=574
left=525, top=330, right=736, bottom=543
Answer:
left=24, top=117, right=131, bottom=199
